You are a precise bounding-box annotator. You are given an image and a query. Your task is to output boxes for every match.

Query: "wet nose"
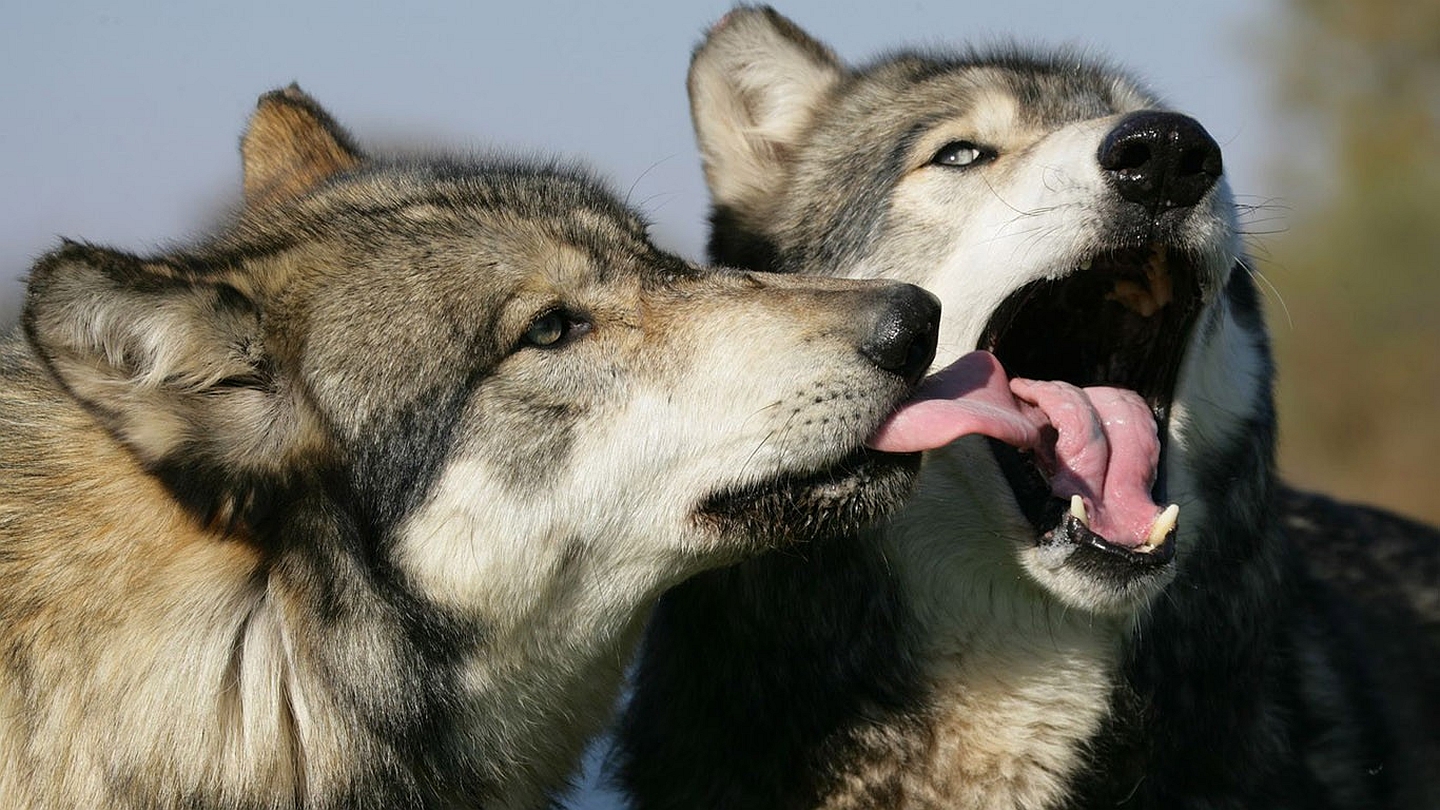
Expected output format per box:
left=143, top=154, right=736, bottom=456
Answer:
left=859, top=283, right=940, bottom=386
left=1097, top=111, right=1222, bottom=215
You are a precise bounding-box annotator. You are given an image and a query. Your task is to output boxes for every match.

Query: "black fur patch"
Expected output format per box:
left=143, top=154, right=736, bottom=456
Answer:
left=621, top=529, right=926, bottom=807
left=709, top=205, right=783, bottom=274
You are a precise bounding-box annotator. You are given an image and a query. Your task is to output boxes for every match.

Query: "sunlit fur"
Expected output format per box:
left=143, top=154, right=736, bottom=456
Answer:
left=0, top=86, right=928, bottom=809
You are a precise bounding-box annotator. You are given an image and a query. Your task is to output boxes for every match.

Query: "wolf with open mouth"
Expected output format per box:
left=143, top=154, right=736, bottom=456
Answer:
left=618, top=7, right=1440, bottom=809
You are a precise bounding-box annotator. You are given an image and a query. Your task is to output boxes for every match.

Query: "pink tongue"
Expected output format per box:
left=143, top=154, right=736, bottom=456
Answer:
left=862, top=352, right=1043, bottom=453
left=867, top=351, right=1164, bottom=547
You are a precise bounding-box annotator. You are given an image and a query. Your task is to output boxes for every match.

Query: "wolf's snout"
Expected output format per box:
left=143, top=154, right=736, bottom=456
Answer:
left=1098, top=111, right=1222, bottom=215
left=858, top=283, right=941, bottom=386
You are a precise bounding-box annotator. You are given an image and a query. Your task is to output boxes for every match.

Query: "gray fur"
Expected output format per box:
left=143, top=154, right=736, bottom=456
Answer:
left=619, top=8, right=1440, bottom=808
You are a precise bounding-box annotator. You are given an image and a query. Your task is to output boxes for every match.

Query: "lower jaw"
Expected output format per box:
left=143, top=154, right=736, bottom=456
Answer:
left=1023, top=540, right=1177, bottom=615
left=693, top=450, right=922, bottom=550
left=985, top=440, right=1179, bottom=604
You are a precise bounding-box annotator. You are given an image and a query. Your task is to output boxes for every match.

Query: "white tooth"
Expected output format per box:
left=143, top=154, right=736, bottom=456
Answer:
left=1146, top=503, right=1180, bottom=547
left=1069, top=495, right=1089, bottom=526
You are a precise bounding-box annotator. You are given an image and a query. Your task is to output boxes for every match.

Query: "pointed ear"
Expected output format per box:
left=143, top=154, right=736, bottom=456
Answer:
left=23, top=244, right=313, bottom=518
left=241, top=84, right=364, bottom=208
left=688, top=7, right=843, bottom=216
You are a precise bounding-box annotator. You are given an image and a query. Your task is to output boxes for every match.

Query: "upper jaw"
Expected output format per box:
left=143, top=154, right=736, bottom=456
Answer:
left=981, top=242, right=1215, bottom=411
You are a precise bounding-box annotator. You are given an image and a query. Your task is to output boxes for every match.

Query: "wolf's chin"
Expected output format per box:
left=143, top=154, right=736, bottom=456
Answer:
left=692, top=449, right=921, bottom=551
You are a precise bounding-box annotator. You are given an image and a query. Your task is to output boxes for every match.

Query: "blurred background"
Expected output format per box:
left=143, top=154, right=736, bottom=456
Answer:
left=1258, top=1, right=1440, bottom=526
left=1, top=0, right=1436, bottom=805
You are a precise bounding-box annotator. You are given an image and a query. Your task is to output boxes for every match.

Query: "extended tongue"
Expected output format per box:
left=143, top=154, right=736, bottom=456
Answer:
left=865, top=351, right=1044, bottom=453
left=868, top=351, right=1177, bottom=550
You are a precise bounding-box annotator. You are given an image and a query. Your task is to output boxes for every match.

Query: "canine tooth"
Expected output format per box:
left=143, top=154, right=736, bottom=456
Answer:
left=1069, top=494, right=1089, bottom=526
left=1146, top=503, right=1180, bottom=547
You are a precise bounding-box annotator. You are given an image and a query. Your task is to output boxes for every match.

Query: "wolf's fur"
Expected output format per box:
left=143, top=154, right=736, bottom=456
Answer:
left=619, top=8, right=1440, bottom=808
left=0, top=86, right=938, bottom=809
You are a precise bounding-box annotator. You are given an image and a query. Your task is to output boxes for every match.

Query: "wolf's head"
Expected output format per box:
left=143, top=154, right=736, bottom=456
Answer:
left=687, top=8, right=1272, bottom=615
left=22, top=86, right=939, bottom=629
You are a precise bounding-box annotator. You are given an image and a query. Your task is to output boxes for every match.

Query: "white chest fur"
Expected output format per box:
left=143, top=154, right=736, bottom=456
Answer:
left=874, top=442, right=1126, bottom=809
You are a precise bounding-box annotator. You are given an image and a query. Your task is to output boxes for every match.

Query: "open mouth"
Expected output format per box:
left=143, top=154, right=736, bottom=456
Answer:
left=866, top=241, right=1205, bottom=573
left=980, top=242, right=1203, bottom=567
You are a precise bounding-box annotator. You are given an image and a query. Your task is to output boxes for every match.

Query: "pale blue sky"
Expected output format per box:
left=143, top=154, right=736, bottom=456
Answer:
left=0, top=0, right=1282, bottom=326
left=0, top=1, right=1282, bottom=805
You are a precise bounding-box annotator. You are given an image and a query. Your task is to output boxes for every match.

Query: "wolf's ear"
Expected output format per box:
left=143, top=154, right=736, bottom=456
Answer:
left=241, top=84, right=364, bottom=208
left=23, top=244, right=313, bottom=499
left=688, top=7, right=843, bottom=216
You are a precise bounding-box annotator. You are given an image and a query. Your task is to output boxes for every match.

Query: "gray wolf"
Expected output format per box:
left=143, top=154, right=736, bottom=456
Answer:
left=0, top=85, right=942, bottom=809
left=618, top=7, right=1440, bottom=808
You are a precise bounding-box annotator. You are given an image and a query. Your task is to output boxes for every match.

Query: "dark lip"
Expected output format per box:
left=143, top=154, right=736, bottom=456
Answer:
left=980, top=243, right=1203, bottom=567
left=694, top=376, right=929, bottom=547
left=692, top=448, right=921, bottom=549
left=1041, top=512, right=1177, bottom=567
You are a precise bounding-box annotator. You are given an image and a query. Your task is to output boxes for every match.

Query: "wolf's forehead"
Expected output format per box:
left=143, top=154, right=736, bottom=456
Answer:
left=288, top=195, right=659, bottom=282
left=865, top=55, right=1155, bottom=130
left=994, top=66, right=1151, bottom=126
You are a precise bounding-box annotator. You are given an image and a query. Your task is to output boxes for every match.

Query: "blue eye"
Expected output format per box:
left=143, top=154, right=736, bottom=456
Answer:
left=931, top=141, right=995, bottom=168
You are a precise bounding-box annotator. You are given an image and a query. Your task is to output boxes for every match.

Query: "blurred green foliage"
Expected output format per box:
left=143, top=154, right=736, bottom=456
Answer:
left=1260, top=0, right=1440, bottom=523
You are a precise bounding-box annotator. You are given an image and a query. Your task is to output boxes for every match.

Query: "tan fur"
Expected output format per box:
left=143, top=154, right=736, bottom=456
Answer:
left=843, top=453, right=1126, bottom=809
left=0, top=347, right=314, bottom=807
left=241, top=85, right=361, bottom=207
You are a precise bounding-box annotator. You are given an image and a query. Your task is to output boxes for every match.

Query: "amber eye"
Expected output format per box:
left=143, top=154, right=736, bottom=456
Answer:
left=524, top=312, right=566, bottom=347
left=930, top=140, right=995, bottom=168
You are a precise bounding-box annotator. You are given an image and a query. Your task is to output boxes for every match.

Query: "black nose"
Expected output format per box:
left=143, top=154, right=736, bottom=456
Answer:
left=1097, top=111, right=1223, bottom=215
left=859, top=283, right=940, bottom=386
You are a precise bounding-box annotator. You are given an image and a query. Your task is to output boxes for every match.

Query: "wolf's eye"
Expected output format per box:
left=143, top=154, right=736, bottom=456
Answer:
left=930, top=141, right=994, bottom=168
left=525, top=313, right=565, bottom=347
left=521, top=309, right=590, bottom=350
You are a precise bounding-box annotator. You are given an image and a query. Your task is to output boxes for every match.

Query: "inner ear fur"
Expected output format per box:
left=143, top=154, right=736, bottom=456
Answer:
left=688, top=6, right=843, bottom=217
left=241, top=84, right=364, bottom=208
left=23, top=243, right=309, bottom=491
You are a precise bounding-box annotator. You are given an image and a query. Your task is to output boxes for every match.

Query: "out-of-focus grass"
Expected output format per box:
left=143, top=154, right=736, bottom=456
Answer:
left=1258, top=0, right=1440, bottom=524
left=1269, top=233, right=1440, bottom=524
left=1261, top=154, right=1440, bottom=524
